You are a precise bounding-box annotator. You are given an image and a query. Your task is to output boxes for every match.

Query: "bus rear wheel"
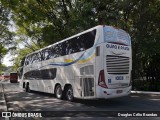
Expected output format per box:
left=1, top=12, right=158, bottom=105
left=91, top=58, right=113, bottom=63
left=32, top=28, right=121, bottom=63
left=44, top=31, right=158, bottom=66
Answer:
left=65, top=86, right=74, bottom=101
left=25, top=83, right=30, bottom=92
left=55, top=85, right=63, bottom=99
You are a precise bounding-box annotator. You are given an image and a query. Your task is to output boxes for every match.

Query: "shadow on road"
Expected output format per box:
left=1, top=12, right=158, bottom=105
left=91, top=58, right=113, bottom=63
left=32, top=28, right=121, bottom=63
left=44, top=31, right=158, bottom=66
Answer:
left=3, top=83, right=160, bottom=112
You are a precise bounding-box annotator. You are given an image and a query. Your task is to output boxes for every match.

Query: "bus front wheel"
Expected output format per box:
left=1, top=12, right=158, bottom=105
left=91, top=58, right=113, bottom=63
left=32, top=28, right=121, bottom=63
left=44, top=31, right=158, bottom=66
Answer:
left=55, top=85, right=63, bottom=99
left=65, top=86, right=74, bottom=101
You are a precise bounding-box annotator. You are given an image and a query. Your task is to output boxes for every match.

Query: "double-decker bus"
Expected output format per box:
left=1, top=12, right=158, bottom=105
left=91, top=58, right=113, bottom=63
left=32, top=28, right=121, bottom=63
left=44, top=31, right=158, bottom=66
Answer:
left=19, top=25, right=132, bottom=101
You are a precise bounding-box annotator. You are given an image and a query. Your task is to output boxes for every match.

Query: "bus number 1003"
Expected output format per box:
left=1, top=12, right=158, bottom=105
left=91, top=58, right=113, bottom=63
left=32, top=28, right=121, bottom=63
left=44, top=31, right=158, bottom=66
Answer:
left=115, top=76, right=124, bottom=80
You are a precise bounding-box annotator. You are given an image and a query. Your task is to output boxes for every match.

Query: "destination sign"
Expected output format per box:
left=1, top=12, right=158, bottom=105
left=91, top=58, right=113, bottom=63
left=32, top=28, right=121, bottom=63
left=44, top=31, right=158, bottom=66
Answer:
left=106, top=43, right=130, bottom=51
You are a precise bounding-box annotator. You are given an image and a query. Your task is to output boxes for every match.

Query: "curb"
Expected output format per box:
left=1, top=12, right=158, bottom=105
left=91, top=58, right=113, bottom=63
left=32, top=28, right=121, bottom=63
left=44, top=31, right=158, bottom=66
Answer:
left=131, top=91, right=160, bottom=95
left=0, top=84, right=8, bottom=111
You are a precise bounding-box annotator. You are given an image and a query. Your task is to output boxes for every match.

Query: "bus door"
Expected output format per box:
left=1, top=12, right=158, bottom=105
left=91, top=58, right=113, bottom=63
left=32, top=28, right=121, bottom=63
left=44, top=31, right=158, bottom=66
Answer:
left=80, top=76, right=95, bottom=99
left=78, top=65, right=95, bottom=99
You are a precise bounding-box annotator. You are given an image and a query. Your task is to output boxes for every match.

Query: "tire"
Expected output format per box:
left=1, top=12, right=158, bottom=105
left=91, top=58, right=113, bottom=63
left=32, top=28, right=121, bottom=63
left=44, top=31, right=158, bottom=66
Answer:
left=65, top=86, right=74, bottom=101
left=23, top=82, right=25, bottom=88
left=55, top=85, right=63, bottom=99
left=25, top=83, right=30, bottom=92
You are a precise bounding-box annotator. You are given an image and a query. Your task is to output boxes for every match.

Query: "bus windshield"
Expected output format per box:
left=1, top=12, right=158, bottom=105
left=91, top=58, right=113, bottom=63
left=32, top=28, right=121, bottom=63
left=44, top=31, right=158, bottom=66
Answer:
left=104, top=26, right=131, bottom=46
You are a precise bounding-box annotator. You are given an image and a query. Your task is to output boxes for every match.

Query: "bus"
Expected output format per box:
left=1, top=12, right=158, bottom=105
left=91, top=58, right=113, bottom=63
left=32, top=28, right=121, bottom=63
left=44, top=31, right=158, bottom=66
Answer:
left=10, top=72, right=18, bottom=83
left=19, top=25, right=132, bottom=101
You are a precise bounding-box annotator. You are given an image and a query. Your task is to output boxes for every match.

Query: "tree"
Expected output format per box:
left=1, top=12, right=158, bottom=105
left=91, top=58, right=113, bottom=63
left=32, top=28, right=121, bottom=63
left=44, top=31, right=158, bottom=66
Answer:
left=0, top=64, right=7, bottom=74
left=0, top=1, right=15, bottom=64
left=11, top=47, right=32, bottom=71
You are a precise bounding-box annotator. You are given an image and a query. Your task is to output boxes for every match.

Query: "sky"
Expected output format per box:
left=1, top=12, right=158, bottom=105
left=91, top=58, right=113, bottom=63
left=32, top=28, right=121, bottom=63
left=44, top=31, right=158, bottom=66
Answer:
left=2, top=53, right=13, bottom=66
left=2, top=18, right=17, bottom=67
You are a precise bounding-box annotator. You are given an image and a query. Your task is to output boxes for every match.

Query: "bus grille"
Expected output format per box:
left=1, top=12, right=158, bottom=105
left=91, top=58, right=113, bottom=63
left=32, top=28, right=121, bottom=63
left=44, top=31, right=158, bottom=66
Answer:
left=106, top=55, right=129, bottom=74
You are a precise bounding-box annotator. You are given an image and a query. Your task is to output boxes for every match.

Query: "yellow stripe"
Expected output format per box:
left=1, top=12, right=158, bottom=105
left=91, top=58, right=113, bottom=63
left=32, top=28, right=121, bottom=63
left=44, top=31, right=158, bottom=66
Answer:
left=64, top=53, right=95, bottom=64
left=64, top=59, right=73, bottom=62
left=78, top=54, right=95, bottom=64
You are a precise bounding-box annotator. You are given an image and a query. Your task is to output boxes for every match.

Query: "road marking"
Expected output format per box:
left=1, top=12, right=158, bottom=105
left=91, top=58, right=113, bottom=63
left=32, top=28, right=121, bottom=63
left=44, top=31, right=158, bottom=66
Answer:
left=131, top=91, right=160, bottom=95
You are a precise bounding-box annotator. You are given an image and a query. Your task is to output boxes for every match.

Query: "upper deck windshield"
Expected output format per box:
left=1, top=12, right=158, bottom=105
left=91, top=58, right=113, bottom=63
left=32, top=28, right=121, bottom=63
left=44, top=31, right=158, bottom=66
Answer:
left=10, top=73, right=18, bottom=76
left=104, top=26, right=131, bottom=46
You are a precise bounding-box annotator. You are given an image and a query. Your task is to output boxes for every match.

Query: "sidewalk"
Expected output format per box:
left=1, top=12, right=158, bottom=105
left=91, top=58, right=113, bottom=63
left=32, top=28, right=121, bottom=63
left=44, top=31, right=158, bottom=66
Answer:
left=131, top=90, right=160, bottom=95
left=0, top=83, right=7, bottom=111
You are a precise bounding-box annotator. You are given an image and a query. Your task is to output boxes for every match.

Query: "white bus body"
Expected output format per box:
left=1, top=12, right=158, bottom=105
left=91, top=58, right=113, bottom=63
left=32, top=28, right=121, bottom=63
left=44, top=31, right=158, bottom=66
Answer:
left=19, top=25, right=132, bottom=100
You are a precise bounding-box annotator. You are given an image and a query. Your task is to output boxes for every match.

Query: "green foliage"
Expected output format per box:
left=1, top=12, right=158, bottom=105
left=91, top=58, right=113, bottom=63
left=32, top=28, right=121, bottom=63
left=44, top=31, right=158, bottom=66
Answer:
left=0, top=44, right=7, bottom=56
left=133, top=80, right=160, bottom=92
left=0, top=1, right=15, bottom=64
left=0, top=64, right=7, bottom=74
left=11, top=47, right=33, bottom=71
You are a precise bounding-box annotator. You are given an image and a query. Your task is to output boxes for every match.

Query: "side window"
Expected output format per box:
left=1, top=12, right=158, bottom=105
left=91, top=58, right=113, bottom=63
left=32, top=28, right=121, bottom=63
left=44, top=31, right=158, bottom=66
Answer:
left=29, top=54, right=34, bottom=64
left=69, top=38, right=76, bottom=54
left=82, top=30, right=96, bottom=50
left=39, top=50, right=45, bottom=61
left=73, top=37, right=80, bottom=53
left=57, top=43, right=62, bottom=57
left=44, top=48, right=50, bottom=60
left=37, top=52, right=41, bottom=62
left=41, top=68, right=57, bottom=79
left=52, top=45, right=60, bottom=58
left=24, top=29, right=96, bottom=62
left=50, top=46, right=56, bottom=59
left=53, top=43, right=65, bottom=58
left=66, top=40, right=72, bottom=55
left=65, top=37, right=82, bottom=55
left=24, top=68, right=57, bottom=80
left=78, top=37, right=85, bottom=51
left=28, top=55, right=32, bottom=64
left=32, top=53, right=38, bottom=63
left=67, top=29, right=96, bottom=55
left=61, top=42, right=67, bottom=56
left=41, top=48, right=51, bottom=60
left=24, top=57, right=30, bottom=66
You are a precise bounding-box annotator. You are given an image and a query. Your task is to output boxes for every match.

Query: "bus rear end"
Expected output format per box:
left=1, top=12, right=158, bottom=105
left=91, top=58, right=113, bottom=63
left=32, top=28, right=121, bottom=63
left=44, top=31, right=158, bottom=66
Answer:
left=10, top=72, right=18, bottom=83
left=96, top=26, right=132, bottom=99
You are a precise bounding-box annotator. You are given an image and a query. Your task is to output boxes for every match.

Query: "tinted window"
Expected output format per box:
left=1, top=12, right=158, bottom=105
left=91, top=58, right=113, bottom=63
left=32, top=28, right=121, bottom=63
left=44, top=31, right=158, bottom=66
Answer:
left=65, top=30, right=96, bottom=55
left=24, top=29, right=96, bottom=65
left=10, top=73, right=17, bottom=76
left=45, top=29, right=96, bottom=58
left=25, top=52, right=42, bottom=65
left=24, top=68, right=57, bottom=80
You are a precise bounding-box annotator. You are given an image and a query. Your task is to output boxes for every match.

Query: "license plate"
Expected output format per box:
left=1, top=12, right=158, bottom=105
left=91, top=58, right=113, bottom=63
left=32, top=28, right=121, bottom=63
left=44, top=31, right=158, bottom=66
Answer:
left=117, top=90, right=122, bottom=94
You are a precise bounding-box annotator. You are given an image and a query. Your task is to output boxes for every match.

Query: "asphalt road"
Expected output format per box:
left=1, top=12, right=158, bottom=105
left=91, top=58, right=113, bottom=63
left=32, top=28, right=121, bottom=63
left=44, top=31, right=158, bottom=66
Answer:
left=0, top=81, right=160, bottom=120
